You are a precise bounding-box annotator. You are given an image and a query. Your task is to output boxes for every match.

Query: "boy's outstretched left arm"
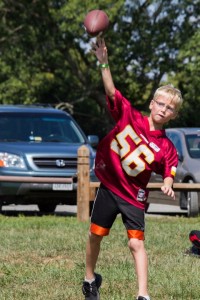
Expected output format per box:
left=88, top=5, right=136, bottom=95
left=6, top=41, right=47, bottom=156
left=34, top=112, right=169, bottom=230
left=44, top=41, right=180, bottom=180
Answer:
left=161, top=177, right=175, bottom=200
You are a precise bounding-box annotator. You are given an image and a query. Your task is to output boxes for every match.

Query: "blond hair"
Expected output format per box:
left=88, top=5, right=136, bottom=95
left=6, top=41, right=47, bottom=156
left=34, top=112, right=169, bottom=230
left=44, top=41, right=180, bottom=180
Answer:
left=153, top=84, right=183, bottom=111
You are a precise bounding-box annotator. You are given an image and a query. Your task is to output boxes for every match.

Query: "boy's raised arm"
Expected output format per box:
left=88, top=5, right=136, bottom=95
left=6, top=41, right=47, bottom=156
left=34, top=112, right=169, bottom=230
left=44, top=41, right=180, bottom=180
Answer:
left=91, top=37, right=115, bottom=102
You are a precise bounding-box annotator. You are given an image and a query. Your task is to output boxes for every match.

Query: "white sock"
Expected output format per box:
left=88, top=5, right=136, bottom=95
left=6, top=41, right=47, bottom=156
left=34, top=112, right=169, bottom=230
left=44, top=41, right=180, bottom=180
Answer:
left=84, top=277, right=95, bottom=284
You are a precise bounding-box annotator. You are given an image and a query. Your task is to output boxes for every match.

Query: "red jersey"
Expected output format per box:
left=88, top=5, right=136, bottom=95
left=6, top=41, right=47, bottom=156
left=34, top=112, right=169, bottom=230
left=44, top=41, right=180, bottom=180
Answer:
left=95, top=89, right=178, bottom=209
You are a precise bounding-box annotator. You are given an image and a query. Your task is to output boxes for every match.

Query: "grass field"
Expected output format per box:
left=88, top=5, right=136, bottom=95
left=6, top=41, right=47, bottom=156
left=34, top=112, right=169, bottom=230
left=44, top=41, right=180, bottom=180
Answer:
left=0, top=213, right=200, bottom=300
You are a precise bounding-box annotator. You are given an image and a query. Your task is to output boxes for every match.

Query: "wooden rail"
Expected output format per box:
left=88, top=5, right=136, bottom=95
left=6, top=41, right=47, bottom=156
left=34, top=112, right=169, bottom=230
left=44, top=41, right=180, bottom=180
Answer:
left=90, top=181, right=200, bottom=191
left=0, top=176, right=73, bottom=183
left=77, top=145, right=200, bottom=221
left=1, top=145, right=200, bottom=221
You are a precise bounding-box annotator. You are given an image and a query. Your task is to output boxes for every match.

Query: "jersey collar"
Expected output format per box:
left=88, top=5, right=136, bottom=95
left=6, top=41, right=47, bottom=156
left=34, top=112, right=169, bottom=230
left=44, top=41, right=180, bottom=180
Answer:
left=144, top=116, right=166, bottom=137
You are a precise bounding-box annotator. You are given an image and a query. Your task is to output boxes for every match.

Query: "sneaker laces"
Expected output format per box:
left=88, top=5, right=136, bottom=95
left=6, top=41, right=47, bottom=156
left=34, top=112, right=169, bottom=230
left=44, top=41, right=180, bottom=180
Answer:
left=137, top=296, right=150, bottom=300
left=82, top=281, right=98, bottom=296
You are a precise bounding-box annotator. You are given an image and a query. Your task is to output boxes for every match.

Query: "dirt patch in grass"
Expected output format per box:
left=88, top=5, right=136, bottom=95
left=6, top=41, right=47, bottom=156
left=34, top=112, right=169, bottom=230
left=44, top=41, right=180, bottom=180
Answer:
left=3, top=251, right=74, bottom=268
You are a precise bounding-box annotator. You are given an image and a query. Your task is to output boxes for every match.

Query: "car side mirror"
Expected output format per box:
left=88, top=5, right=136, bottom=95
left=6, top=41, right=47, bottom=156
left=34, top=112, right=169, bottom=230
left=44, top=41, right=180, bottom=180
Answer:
left=87, top=135, right=99, bottom=147
left=178, top=151, right=183, bottom=162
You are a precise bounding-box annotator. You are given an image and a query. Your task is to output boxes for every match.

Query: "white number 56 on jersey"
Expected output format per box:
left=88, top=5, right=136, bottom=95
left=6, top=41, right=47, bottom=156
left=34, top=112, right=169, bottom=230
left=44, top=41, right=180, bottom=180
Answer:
left=111, top=125, right=154, bottom=177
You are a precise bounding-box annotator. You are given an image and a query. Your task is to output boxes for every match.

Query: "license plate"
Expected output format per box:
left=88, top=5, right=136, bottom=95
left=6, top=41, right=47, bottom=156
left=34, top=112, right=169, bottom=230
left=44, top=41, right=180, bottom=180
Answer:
left=52, top=183, right=73, bottom=191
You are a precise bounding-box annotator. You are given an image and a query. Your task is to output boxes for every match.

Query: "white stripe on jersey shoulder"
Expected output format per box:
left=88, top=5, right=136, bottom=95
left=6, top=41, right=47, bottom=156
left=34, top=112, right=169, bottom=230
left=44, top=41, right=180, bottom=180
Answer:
left=140, top=134, right=149, bottom=144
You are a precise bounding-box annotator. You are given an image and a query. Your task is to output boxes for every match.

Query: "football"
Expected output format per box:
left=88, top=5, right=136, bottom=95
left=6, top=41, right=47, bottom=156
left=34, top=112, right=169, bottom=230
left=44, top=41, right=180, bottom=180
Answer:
left=83, top=9, right=109, bottom=37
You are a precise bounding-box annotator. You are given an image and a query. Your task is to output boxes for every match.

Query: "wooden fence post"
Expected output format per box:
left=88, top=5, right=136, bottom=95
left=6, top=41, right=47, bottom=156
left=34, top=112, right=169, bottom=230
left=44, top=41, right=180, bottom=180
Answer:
left=77, top=145, right=90, bottom=221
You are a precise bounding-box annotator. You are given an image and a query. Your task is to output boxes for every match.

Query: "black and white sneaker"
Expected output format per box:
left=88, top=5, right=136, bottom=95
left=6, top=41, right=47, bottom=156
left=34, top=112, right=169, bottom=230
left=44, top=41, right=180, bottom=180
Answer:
left=137, top=297, right=150, bottom=300
left=82, top=273, right=102, bottom=300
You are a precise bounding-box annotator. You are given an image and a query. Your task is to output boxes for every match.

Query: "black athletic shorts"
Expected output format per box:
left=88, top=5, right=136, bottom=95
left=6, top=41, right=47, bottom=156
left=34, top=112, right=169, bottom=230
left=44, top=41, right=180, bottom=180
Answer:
left=90, top=184, right=145, bottom=240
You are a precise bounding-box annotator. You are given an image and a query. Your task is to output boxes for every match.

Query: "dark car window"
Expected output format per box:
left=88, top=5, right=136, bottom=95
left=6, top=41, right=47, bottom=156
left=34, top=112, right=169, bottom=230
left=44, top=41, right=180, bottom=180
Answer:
left=0, top=113, right=85, bottom=143
left=186, top=135, right=200, bottom=158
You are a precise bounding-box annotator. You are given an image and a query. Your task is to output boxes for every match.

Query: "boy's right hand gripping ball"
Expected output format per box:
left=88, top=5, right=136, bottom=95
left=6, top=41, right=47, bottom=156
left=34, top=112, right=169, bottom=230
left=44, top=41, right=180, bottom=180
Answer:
left=83, top=10, right=109, bottom=37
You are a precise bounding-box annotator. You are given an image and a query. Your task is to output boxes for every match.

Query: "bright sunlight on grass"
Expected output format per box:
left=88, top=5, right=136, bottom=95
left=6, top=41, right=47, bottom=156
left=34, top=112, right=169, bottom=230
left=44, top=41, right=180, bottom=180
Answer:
left=0, top=214, right=200, bottom=299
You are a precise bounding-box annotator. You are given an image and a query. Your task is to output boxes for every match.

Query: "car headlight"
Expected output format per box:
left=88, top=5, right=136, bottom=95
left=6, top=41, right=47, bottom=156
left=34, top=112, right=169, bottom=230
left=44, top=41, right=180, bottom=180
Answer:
left=0, top=152, right=26, bottom=169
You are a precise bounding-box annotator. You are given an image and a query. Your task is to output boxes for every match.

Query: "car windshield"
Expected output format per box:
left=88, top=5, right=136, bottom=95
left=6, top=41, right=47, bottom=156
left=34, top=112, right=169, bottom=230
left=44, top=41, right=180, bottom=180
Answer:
left=186, top=134, right=200, bottom=158
left=0, top=112, right=85, bottom=143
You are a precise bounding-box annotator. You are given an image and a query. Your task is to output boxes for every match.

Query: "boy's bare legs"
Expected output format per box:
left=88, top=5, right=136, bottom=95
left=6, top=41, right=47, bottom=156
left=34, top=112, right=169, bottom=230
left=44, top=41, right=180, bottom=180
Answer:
left=85, top=232, right=103, bottom=279
left=128, top=238, right=149, bottom=297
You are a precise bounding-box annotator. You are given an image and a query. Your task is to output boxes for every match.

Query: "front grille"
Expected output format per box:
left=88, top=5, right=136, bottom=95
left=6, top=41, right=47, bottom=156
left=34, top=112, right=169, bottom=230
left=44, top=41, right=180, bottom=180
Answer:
left=33, top=157, right=77, bottom=169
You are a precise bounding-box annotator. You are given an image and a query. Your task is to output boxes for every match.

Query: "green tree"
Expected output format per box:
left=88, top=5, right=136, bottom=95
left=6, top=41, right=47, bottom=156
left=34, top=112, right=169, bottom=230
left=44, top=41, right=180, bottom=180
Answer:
left=172, top=29, right=200, bottom=127
left=0, top=0, right=199, bottom=137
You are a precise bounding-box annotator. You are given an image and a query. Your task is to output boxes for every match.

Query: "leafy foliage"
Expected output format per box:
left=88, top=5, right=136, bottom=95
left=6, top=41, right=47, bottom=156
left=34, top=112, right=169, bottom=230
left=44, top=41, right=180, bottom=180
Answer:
left=174, top=29, right=200, bottom=127
left=0, top=0, right=199, bottom=137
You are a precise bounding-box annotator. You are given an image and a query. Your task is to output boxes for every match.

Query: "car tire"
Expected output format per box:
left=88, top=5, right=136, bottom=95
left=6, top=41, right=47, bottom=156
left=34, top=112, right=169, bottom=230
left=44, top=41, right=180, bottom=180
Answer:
left=187, top=180, right=199, bottom=217
left=180, top=191, right=187, bottom=210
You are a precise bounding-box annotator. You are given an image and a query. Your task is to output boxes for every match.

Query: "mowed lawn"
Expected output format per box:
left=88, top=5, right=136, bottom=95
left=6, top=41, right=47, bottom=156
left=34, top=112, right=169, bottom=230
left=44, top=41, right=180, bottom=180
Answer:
left=0, top=213, right=200, bottom=300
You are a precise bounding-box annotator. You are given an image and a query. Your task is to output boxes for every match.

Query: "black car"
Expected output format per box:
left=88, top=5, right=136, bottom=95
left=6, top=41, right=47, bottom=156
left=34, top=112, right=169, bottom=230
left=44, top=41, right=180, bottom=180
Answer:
left=0, top=105, right=98, bottom=212
left=149, top=128, right=200, bottom=217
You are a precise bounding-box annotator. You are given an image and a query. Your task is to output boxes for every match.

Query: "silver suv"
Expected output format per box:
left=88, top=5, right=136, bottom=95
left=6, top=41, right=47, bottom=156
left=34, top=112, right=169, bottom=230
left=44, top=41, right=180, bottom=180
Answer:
left=0, top=105, right=98, bottom=213
left=149, top=128, right=200, bottom=217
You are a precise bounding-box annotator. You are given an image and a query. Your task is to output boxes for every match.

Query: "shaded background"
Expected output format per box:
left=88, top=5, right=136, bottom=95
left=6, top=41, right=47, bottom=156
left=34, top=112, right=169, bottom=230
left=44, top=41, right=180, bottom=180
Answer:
left=0, top=0, right=200, bottom=139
